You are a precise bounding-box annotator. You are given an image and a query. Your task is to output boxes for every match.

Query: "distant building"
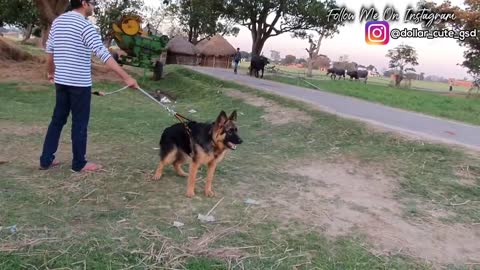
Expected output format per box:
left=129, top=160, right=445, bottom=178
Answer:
left=195, top=35, right=236, bottom=68
left=448, top=79, right=473, bottom=88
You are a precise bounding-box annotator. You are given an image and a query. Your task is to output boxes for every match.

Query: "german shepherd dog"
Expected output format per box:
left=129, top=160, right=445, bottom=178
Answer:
left=153, top=111, right=242, bottom=198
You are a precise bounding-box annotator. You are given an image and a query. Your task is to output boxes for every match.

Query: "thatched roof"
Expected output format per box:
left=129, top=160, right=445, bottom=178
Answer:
left=167, top=36, right=197, bottom=55
left=197, top=35, right=236, bottom=56
left=195, top=38, right=209, bottom=52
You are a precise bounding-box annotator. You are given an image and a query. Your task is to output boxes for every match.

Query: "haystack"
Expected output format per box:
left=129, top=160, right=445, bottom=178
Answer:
left=23, top=37, right=41, bottom=47
left=196, top=35, right=236, bottom=68
left=0, top=37, right=121, bottom=83
left=166, top=36, right=198, bottom=65
left=0, top=37, right=35, bottom=61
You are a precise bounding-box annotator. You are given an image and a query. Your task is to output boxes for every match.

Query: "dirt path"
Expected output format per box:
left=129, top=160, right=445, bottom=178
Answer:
left=260, top=159, right=480, bottom=266
left=216, top=89, right=480, bottom=265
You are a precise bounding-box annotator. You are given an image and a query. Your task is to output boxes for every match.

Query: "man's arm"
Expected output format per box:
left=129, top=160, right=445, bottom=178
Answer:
left=45, top=26, right=55, bottom=82
left=46, top=53, right=54, bottom=82
left=81, top=24, right=138, bottom=89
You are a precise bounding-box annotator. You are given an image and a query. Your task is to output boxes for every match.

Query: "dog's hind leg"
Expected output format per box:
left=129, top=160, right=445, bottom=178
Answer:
left=153, top=146, right=177, bottom=180
left=173, top=155, right=188, bottom=177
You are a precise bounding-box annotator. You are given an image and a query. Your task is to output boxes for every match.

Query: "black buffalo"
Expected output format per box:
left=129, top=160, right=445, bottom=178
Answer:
left=326, top=67, right=346, bottom=80
left=249, top=55, right=269, bottom=78
left=347, top=70, right=369, bottom=84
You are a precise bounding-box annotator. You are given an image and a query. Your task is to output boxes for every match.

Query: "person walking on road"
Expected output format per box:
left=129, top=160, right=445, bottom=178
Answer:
left=233, top=48, right=241, bottom=74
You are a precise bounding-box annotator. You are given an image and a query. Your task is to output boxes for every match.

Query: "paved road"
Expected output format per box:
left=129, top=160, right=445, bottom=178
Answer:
left=187, top=66, right=480, bottom=151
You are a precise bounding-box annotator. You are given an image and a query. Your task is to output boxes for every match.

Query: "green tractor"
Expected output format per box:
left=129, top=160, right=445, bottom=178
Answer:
left=111, top=15, right=169, bottom=80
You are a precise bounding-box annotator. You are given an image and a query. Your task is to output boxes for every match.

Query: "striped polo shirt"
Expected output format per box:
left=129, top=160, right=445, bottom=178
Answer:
left=46, top=11, right=111, bottom=87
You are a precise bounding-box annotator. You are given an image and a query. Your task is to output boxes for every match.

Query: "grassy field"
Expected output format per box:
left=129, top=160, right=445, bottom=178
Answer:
left=1, top=64, right=480, bottom=269
left=264, top=73, right=480, bottom=126
left=238, top=62, right=472, bottom=92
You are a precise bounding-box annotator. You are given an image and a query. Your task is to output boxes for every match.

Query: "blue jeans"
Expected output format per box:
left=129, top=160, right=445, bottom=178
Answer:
left=40, top=84, right=91, bottom=171
left=234, top=61, right=239, bottom=73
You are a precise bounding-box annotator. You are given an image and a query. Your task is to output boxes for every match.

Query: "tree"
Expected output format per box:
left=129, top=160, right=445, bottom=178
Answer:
left=166, top=23, right=184, bottom=38
left=298, top=0, right=341, bottom=77
left=33, top=0, right=69, bottom=47
left=168, top=0, right=239, bottom=44
left=225, top=0, right=335, bottom=56
left=94, top=0, right=144, bottom=47
left=383, top=69, right=394, bottom=77
left=421, top=0, right=480, bottom=80
left=270, top=50, right=281, bottom=63
left=282, top=54, right=296, bottom=65
left=366, top=64, right=376, bottom=71
left=338, top=54, right=349, bottom=62
left=240, top=51, right=250, bottom=60
left=404, top=67, right=417, bottom=87
left=0, top=0, right=39, bottom=42
left=142, top=4, right=169, bottom=35
left=312, top=54, right=330, bottom=70
left=296, top=58, right=307, bottom=64
left=346, top=61, right=357, bottom=71
left=332, top=60, right=356, bottom=71
left=386, top=44, right=419, bottom=87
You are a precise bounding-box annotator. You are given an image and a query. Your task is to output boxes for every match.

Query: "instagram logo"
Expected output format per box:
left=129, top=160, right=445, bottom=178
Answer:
left=365, top=21, right=389, bottom=45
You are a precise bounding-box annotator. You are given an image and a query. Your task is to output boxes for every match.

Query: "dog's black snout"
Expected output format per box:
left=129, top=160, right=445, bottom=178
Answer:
left=238, top=138, right=243, bottom=144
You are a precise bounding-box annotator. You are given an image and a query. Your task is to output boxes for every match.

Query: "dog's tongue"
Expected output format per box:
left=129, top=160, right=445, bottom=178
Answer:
left=227, top=142, right=237, bottom=150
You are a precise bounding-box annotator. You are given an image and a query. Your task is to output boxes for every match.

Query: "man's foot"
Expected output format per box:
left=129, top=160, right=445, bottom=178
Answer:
left=71, top=162, right=102, bottom=173
left=39, top=160, right=61, bottom=170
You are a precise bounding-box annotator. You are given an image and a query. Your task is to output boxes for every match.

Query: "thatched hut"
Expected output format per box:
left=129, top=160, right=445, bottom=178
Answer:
left=195, top=38, right=209, bottom=52
left=166, top=36, right=198, bottom=65
left=196, top=35, right=236, bottom=68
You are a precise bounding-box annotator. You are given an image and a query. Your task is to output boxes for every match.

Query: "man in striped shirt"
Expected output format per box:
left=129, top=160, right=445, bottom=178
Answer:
left=39, top=0, right=138, bottom=172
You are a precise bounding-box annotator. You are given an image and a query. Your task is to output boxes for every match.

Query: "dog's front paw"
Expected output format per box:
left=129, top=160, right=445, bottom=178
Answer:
left=186, top=190, right=195, bottom=198
left=152, top=173, right=162, bottom=181
left=204, top=189, right=215, bottom=197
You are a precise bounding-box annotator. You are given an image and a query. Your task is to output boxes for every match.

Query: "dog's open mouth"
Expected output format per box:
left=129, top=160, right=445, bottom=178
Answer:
left=227, top=142, right=237, bottom=150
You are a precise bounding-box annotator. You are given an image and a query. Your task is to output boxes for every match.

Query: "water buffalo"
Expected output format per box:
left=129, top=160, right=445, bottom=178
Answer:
left=249, top=55, right=270, bottom=78
left=326, top=67, right=346, bottom=80
left=347, top=70, right=369, bottom=84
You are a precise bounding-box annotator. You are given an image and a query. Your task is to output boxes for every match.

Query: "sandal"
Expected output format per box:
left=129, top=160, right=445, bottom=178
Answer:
left=71, top=162, right=102, bottom=173
left=39, top=160, right=61, bottom=170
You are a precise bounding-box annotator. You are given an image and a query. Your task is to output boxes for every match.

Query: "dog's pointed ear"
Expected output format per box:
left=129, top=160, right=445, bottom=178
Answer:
left=229, top=110, right=237, bottom=121
left=215, top=110, right=228, bottom=128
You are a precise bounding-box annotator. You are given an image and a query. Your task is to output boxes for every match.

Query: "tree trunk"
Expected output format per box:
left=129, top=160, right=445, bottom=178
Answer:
left=40, top=24, right=51, bottom=48
left=21, top=24, right=34, bottom=43
left=34, top=0, right=69, bottom=48
left=307, top=58, right=314, bottom=77
left=251, top=36, right=267, bottom=56
left=395, top=68, right=404, bottom=87
left=188, top=27, right=193, bottom=43
left=395, top=74, right=403, bottom=87
left=306, top=34, right=324, bottom=78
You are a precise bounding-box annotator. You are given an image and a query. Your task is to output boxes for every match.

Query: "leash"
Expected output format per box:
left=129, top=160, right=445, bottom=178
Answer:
left=92, top=86, right=129, bottom=96
left=136, top=87, right=194, bottom=139
left=95, top=85, right=195, bottom=152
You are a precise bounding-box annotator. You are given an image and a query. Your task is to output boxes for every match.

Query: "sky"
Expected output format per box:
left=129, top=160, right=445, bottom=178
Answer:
left=144, top=0, right=472, bottom=80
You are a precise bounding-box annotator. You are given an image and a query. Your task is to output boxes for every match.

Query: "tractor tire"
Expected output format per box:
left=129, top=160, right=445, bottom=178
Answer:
left=153, top=61, right=163, bottom=81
